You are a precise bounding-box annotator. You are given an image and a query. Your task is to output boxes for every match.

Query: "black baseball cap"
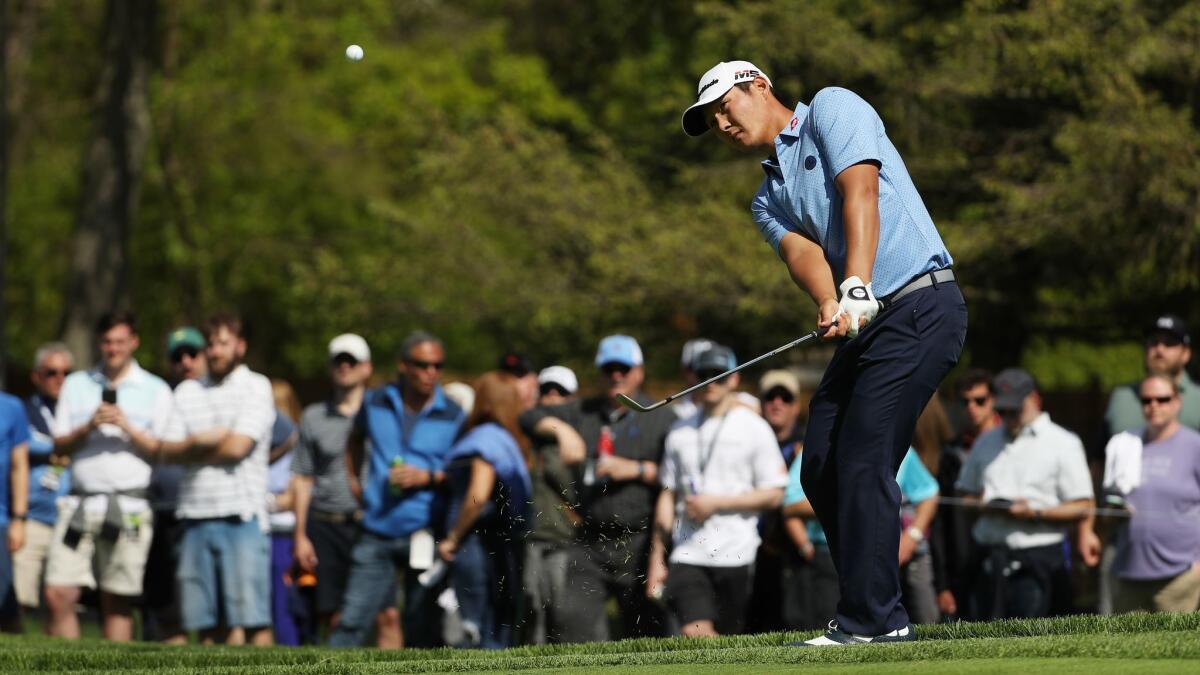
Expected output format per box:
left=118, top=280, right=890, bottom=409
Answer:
left=498, top=351, right=534, bottom=377
left=1147, top=314, right=1190, bottom=346
left=992, top=368, right=1037, bottom=411
left=691, top=345, right=737, bottom=374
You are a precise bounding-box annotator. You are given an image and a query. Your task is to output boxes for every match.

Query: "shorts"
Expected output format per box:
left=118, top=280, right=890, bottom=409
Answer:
left=665, top=562, right=754, bottom=635
left=308, top=516, right=358, bottom=615
left=44, top=500, right=155, bottom=597
left=177, top=517, right=271, bottom=631
left=12, top=520, right=55, bottom=607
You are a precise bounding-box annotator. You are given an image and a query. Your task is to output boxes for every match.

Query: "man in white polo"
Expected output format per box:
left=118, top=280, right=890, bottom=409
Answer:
left=47, top=311, right=173, bottom=641
left=956, top=368, right=1094, bottom=619
left=646, top=345, right=788, bottom=636
left=156, top=313, right=275, bottom=646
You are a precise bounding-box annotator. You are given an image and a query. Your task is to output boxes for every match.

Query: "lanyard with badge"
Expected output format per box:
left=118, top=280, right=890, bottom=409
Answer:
left=686, top=412, right=729, bottom=497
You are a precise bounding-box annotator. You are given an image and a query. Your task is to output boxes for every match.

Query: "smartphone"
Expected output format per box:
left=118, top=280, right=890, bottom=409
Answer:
left=102, top=388, right=117, bottom=405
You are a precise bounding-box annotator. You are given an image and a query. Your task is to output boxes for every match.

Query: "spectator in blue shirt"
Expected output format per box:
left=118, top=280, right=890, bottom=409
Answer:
left=329, top=331, right=465, bottom=648
left=0, top=391, right=32, bottom=632
left=437, top=371, right=532, bottom=649
left=11, top=344, right=73, bottom=625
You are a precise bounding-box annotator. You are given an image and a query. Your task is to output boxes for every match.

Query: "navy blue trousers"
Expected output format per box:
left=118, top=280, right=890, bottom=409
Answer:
left=800, top=278, right=967, bottom=635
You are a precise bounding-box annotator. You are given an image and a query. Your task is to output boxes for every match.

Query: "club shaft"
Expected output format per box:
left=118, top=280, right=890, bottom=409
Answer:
left=660, top=328, right=824, bottom=407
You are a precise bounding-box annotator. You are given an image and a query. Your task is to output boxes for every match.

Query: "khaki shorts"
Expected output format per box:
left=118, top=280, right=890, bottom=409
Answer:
left=44, top=499, right=154, bottom=597
left=12, top=520, right=56, bottom=608
left=1116, top=565, right=1200, bottom=614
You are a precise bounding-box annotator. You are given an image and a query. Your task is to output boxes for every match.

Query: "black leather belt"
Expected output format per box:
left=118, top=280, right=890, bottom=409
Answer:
left=311, top=509, right=361, bottom=525
left=880, top=268, right=955, bottom=308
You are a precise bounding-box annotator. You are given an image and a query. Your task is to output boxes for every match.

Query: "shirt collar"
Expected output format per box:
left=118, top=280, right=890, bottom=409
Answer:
left=761, top=101, right=810, bottom=178
left=201, top=363, right=247, bottom=387
left=1015, top=411, right=1051, bottom=439
left=88, top=359, right=147, bottom=388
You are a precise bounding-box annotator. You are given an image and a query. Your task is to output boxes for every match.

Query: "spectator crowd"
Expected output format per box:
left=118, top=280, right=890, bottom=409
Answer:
left=0, top=309, right=1198, bottom=647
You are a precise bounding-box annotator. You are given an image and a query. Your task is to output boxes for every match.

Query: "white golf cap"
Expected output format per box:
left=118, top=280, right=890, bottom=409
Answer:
left=681, top=60, right=772, bottom=137
left=538, top=365, right=579, bottom=394
left=328, top=333, right=371, bottom=362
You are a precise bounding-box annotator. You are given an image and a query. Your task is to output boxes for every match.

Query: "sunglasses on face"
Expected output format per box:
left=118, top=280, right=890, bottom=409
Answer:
left=170, top=347, right=200, bottom=363
left=600, top=363, right=631, bottom=377
left=1146, top=335, right=1184, bottom=348
left=762, top=387, right=795, bottom=403
left=405, top=359, right=444, bottom=371
left=1141, top=395, right=1175, bottom=406
left=962, top=395, right=991, bottom=407
left=331, top=353, right=359, bottom=368
left=38, top=368, right=69, bottom=378
left=539, top=383, right=570, bottom=398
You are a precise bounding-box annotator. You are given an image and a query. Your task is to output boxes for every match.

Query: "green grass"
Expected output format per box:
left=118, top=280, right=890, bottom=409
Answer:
left=2, top=612, right=1199, bottom=673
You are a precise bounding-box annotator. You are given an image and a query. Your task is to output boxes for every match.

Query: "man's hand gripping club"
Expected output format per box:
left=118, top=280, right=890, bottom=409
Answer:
left=819, top=276, right=881, bottom=340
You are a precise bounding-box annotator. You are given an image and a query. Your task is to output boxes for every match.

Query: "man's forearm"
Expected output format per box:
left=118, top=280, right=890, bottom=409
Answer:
left=780, top=233, right=839, bottom=305
left=713, top=487, right=784, bottom=512
left=292, top=475, right=314, bottom=540
left=10, top=444, right=29, bottom=516
left=837, top=163, right=881, bottom=283
left=911, top=496, right=939, bottom=532
left=53, top=423, right=93, bottom=457
left=650, top=489, right=675, bottom=564
left=1040, top=499, right=1092, bottom=523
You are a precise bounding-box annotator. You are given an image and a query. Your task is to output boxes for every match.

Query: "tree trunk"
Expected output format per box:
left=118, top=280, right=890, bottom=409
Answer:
left=59, top=0, right=155, bottom=367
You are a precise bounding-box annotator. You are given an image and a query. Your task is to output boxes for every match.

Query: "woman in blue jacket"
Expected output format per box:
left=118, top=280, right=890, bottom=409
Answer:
left=437, top=371, right=532, bottom=648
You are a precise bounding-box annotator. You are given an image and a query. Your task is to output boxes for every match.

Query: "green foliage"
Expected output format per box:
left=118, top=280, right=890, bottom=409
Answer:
left=4, top=0, right=1198, bottom=386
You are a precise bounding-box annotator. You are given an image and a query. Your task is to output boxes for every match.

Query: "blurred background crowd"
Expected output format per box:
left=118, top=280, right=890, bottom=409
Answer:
left=0, top=307, right=1196, bottom=647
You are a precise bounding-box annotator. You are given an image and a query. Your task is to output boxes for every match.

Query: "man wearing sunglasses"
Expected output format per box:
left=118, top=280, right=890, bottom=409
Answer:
left=329, top=331, right=464, bottom=648
left=648, top=346, right=788, bottom=637
left=1101, top=375, right=1200, bottom=613
left=9, top=343, right=73, bottom=629
left=141, top=326, right=207, bottom=644
left=519, top=335, right=675, bottom=642
left=1095, top=315, right=1200, bottom=614
left=291, top=334, right=398, bottom=645
left=956, top=368, right=1094, bottom=619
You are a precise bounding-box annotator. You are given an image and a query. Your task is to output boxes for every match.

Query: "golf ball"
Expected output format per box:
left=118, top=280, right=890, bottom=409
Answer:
left=345, top=44, right=364, bottom=61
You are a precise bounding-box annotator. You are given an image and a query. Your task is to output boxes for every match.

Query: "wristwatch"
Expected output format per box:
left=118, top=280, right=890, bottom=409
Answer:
left=905, top=526, right=924, bottom=543
left=636, top=461, right=646, bottom=479
left=10, top=513, right=27, bottom=522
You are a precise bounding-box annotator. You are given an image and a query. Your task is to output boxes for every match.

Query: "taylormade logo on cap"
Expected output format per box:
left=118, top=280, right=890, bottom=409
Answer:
left=682, top=60, right=772, bottom=137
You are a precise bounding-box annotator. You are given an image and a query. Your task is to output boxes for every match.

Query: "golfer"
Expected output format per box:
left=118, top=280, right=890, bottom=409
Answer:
left=682, top=61, right=966, bottom=645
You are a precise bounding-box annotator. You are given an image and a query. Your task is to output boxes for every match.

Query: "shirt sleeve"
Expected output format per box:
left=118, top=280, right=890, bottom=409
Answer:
left=271, top=410, right=297, bottom=448
left=751, top=183, right=796, bottom=257
left=148, top=385, right=174, bottom=439
left=161, top=389, right=188, bottom=443
left=810, top=87, right=884, bottom=177
left=782, top=455, right=807, bottom=506
left=52, top=380, right=77, bottom=437
left=955, top=437, right=985, bottom=494
left=1056, top=433, right=1095, bottom=502
left=291, top=413, right=317, bottom=477
left=751, top=419, right=789, bottom=490
left=897, top=448, right=939, bottom=503
left=231, top=378, right=275, bottom=443
left=659, top=431, right=680, bottom=491
left=7, top=400, right=31, bottom=447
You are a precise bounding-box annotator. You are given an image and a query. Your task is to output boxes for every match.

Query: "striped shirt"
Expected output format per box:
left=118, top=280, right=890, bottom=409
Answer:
left=165, top=364, right=274, bottom=528
left=291, top=401, right=359, bottom=514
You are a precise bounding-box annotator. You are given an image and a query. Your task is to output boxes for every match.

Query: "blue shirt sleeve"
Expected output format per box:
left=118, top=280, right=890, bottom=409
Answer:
left=897, top=448, right=939, bottom=503
left=6, top=399, right=31, bottom=448
left=271, top=409, right=296, bottom=448
left=810, top=87, right=884, bottom=177
left=752, top=183, right=793, bottom=257
left=783, top=455, right=807, bottom=506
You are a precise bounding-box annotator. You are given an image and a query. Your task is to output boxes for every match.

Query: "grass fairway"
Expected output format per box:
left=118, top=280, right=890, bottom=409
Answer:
left=2, top=612, right=1198, bottom=673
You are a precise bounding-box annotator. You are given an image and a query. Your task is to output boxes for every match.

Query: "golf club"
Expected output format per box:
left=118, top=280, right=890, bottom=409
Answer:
left=616, top=322, right=836, bottom=413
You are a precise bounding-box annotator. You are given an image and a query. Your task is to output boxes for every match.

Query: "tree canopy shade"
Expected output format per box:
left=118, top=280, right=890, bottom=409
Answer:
left=3, top=0, right=1197, bottom=388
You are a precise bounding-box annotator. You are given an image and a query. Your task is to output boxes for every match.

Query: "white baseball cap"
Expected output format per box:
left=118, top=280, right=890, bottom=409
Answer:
left=538, top=365, right=579, bottom=394
left=328, top=333, right=371, bottom=363
left=681, top=60, right=773, bottom=137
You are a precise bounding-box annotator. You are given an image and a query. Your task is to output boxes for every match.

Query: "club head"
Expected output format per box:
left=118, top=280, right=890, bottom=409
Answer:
left=615, top=393, right=659, bottom=413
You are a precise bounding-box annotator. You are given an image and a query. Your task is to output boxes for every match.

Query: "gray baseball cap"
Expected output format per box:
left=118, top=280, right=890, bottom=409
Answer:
left=992, top=368, right=1037, bottom=411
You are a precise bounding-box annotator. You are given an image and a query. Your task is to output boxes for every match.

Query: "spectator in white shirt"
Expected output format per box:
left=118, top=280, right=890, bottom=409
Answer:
left=155, top=313, right=275, bottom=646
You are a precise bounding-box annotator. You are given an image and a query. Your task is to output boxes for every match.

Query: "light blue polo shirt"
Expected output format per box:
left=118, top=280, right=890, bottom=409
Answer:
left=752, top=87, right=952, bottom=297
left=784, top=447, right=939, bottom=546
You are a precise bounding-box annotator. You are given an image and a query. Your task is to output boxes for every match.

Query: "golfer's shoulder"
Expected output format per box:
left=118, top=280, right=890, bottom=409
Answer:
left=809, top=86, right=878, bottom=125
